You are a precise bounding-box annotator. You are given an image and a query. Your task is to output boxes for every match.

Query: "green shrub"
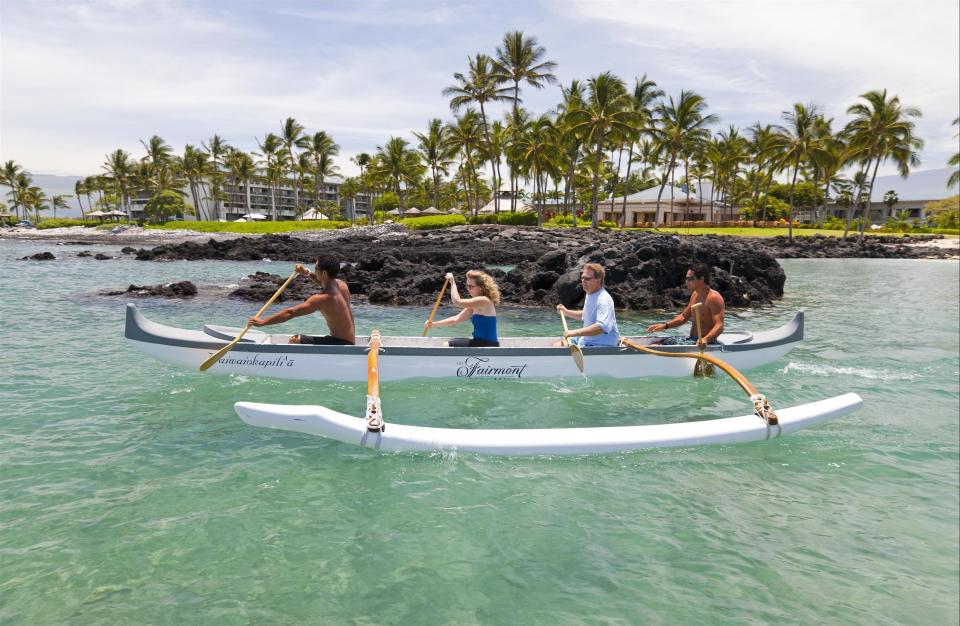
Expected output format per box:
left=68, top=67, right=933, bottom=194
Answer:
left=401, top=214, right=467, bottom=230
left=36, top=218, right=92, bottom=229
left=146, top=220, right=352, bottom=233
left=467, top=212, right=538, bottom=226
left=549, top=214, right=574, bottom=226
left=823, top=216, right=845, bottom=230
left=598, top=220, right=618, bottom=229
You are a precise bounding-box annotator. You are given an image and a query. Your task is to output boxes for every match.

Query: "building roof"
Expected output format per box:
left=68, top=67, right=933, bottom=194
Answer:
left=867, top=167, right=956, bottom=201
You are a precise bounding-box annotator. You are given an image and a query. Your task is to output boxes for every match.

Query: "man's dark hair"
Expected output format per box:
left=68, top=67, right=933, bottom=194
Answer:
left=690, top=262, right=711, bottom=282
left=315, top=254, right=340, bottom=279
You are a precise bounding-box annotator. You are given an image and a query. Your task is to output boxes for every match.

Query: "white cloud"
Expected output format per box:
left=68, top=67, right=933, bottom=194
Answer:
left=1, top=0, right=957, bottom=179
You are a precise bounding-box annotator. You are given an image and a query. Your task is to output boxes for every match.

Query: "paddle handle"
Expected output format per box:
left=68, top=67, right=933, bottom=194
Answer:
left=199, top=268, right=299, bottom=372
left=421, top=276, right=449, bottom=337
left=692, top=302, right=704, bottom=351
left=559, top=309, right=571, bottom=335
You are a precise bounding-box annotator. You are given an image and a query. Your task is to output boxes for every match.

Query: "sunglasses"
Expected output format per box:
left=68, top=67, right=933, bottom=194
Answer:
left=580, top=275, right=598, bottom=281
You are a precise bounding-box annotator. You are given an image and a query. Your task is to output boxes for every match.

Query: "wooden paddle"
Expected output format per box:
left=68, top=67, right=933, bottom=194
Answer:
left=620, top=337, right=778, bottom=425
left=198, top=269, right=299, bottom=372
left=692, top=302, right=715, bottom=377
left=365, top=330, right=385, bottom=432
left=421, top=275, right=449, bottom=337
left=559, top=309, right=586, bottom=379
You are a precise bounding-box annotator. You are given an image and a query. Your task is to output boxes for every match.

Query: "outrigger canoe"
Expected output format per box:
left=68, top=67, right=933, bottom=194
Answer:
left=233, top=393, right=864, bottom=456
left=124, top=303, right=805, bottom=381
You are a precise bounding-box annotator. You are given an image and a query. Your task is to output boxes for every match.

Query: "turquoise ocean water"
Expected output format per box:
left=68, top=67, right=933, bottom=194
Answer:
left=1, top=240, right=957, bottom=625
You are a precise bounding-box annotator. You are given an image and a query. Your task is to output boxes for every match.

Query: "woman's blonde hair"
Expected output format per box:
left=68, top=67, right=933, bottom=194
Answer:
left=466, top=270, right=501, bottom=305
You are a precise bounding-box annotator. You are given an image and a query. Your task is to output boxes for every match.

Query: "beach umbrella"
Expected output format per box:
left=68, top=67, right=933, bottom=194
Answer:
left=386, top=208, right=401, bottom=216
left=300, top=209, right=328, bottom=220
left=420, top=207, right=442, bottom=215
left=405, top=207, right=422, bottom=215
left=243, top=213, right=268, bottom=220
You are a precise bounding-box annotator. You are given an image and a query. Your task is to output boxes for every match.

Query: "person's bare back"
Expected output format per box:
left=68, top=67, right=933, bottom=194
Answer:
left=307, top=278, right=355, bottom=344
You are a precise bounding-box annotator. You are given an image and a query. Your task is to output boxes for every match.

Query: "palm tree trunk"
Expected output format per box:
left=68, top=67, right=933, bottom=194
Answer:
left=844, top=161, right=870, bottom=241
left=858, top=159, right=882, bottom=243
left=620, top=143, right=634, bottom=227
left=591, top=143, right=603, bottom=228
left=654, top=161, right=674, bottom=228
left=787, top=155, right=800, bottom=242
left=609, top=147, right=623, bottom=220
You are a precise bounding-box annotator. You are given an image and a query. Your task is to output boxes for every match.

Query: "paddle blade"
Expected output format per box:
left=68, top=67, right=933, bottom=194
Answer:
left=569, top=345, right=585, bottom=374
left=693, top=359, right=705, bottom=378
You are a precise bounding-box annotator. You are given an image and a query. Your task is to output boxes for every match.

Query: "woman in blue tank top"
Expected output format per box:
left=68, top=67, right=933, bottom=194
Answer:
left=423, top=270, right=500, bottom=347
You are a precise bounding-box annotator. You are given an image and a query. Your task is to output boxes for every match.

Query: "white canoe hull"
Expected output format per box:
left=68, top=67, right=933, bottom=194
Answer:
left=125, top=304, right=803, bottom=382
left=234, top=393, right=863, bottom=456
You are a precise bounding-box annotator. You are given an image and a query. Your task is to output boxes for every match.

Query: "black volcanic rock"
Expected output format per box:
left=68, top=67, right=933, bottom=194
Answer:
left=102, top=281, right=198, bottom=298
left=210, top=228, right=789, bottom=310
left=22, top=252, right=55, bottom=260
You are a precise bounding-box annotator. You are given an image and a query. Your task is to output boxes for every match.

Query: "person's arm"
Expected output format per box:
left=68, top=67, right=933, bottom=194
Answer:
left=567, top=296, right=615, bottom=338
left=556, top=304, right=584, bottom=321
left=647, top=298, right=693, bottom=333
left=249, top=294, right=324, bottom=327
left=425, top=307, right=472, bottom=329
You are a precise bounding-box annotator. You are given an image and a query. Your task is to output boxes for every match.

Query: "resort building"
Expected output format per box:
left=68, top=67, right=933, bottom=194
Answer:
left=602, top=184, right=733, bottom=226
left=127, top=177, right=372, bottom=222
left=820, top=167, right=956, bottom=224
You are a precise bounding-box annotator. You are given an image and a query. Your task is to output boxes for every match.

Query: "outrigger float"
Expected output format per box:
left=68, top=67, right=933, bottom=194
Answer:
left=125, top=302, right=862, bottom=456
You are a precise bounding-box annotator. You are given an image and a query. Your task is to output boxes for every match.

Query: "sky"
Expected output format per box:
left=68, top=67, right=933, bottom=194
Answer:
left=1, top=0, right=958, bottom=181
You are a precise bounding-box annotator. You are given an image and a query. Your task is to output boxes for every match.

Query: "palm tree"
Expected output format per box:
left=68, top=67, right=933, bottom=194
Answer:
left=514, top=115, right=560, bottom=226
left=297, top=131, right=340, bottom=207
left=883, top=190, right=899, bottom=220
left=375, top=137, right=424, bottom=218
left=83, top=175, right=98, bottom=214
left=775, top=102, right=828, bottom=241
left=201, top=135, right=230, bottom=220
left=73, top=178, right=88, bottom=219
left=843, top=89, right=923, bottom=241
left=649, top=90, right=717, bottom=227
left=493, top=31, right=558, bottom=206
left=1, top=161, right=25, bottom=219
left=177, top=145, right=210, bottom=220
left=50, top=194, right=71, bottom=219
left=745, top=124, right=784, bottom=225
left=566, top=72, right=636, bottom=228
left=103, top=149, right=135, bottom=220
left=280, top=117, right=306, bottom=209
left=555, top=80, right=586, bottom=226
left=444, top=111, right=485, bottom=215
left=444, top=54, right=512, bottom=212
left=414, top=119, right=453, bottom=211
left=139, top=135, right=174, bottom=193
left=255, top=133, right=286, bottom=220
left=225, top=148, right=256, bottom=217
left=352, top=152, right=373, bottom=221
left=619, top=75, right=662, bottom=224
left=948, top=117, right=959, bottom=188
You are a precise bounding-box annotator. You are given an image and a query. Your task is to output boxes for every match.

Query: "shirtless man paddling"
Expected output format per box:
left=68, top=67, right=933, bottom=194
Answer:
left=646, top=263, right=724, bottom=349
left=248, top=254, right=356, bottom=345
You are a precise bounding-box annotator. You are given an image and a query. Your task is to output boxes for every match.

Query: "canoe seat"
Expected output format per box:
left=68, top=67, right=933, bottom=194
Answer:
left=718, top=331, right=753, bottom=345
